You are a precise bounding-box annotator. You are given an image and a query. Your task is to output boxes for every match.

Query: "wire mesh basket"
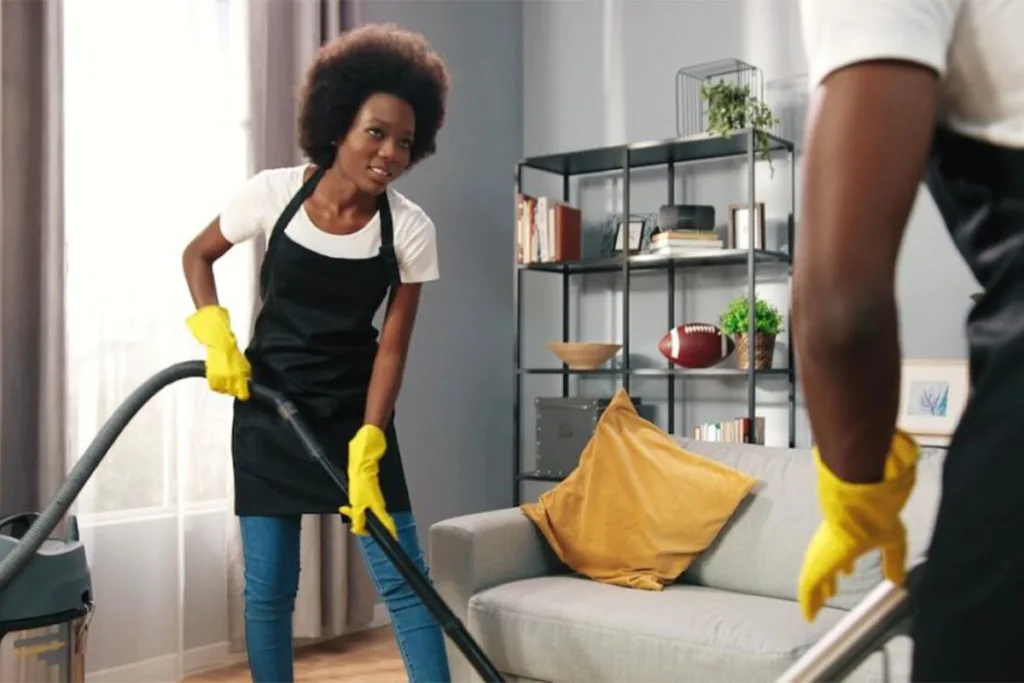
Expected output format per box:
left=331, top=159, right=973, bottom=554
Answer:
left=675, top=58, right=767, bottom=139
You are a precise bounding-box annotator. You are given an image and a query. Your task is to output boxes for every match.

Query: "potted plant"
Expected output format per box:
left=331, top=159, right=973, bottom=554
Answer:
left=701, top=80, right=780, bottom=176
left=719, top=293, right=783, bottom=370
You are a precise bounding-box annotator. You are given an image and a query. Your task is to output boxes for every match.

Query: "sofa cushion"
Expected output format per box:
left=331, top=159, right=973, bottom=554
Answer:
left=671, top=439, right=946, bottom=611
left=520, top=389, right=757, bottom=591
left=466, top=574, right=898, bottom=682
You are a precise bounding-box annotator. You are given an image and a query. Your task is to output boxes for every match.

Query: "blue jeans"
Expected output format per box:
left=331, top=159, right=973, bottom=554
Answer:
left=238, top=511, right=451, bottom=683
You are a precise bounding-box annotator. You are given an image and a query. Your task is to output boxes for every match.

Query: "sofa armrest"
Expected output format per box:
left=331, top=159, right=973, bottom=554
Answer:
left=429, top=506, right=566, bottom=623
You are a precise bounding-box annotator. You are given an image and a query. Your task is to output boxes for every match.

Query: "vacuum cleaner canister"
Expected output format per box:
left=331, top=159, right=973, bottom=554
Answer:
left=0, top=513, right=92, bottom=683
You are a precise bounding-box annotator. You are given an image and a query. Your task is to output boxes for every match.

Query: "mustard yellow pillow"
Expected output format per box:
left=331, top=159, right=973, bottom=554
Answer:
left=520, top=387, right=758, bottom=590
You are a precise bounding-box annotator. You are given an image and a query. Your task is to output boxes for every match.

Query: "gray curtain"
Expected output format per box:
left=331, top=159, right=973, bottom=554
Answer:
left=226, top=0, right=377, bottom=653
left=0, top=0, right=66, bottom=520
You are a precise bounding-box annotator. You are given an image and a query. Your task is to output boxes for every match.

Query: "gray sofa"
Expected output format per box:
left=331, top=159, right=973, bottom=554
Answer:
left=429, top=438, right=946, bottom=682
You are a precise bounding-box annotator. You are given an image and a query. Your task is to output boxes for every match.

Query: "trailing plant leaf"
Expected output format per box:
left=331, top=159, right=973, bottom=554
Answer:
left=701, top=80, right=780, bottom=177
left=719, top=293, right=783, bottom=337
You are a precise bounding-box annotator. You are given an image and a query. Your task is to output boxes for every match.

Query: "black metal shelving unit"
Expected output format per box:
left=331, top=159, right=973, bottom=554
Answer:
left=513, top=128, right=797, bottom=505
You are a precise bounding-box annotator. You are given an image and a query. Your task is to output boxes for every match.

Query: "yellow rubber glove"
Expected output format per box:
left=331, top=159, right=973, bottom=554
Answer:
left=339, top=425, right=398, bottom=540
left=798, top=429, right=919, bottom=621
left=185, top=305, right=251, bottom=401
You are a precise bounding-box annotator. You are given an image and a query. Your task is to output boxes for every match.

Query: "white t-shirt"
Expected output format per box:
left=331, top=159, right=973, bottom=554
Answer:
left=800, top=0, right=1024, bottom=149
left=219, top=165, right=440, bottom=284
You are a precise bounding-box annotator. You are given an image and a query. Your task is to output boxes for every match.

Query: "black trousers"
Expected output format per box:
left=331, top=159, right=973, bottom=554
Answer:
left=910, top=128, right=1024, bottom=681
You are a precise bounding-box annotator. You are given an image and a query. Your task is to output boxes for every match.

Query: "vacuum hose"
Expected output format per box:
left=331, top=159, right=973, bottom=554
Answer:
left=0, top=360, right=504, bottom=683
left=0, top=361, right=206, bottom=592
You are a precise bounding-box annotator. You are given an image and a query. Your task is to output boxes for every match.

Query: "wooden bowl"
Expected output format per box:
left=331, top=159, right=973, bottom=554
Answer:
left=547, top=342, right=622, bottom=370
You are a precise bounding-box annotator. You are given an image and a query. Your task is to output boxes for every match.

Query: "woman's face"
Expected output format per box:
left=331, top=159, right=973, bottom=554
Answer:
left=335, top=92, right=416, bottom=195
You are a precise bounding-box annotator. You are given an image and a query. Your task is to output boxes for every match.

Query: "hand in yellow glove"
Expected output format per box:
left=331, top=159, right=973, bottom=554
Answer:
left=339, top=425, right=398, bottom=540
left=798, top=429, right=918, bottom=621
left=185, top=305, right=251, bottom=401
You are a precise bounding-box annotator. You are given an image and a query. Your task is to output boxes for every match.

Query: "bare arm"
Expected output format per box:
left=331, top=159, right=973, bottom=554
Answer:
left=182, top=217, right=234, bottom=309
left=363, top=282, right=423, bottom=429
left=792, top=60, right=938, bottom=483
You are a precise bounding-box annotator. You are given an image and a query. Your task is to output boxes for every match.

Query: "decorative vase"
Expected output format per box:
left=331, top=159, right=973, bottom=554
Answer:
left=735, top=332, right=775, bottom=370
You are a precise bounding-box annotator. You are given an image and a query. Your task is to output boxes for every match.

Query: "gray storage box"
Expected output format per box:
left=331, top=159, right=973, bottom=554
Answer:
left=535, top=396, right=656, bottom=478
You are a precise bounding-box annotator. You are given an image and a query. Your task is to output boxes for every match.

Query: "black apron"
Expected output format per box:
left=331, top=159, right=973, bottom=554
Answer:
left=230, top=166, right=413, bottom=517
left=910, top=127, right=1024, bottom=681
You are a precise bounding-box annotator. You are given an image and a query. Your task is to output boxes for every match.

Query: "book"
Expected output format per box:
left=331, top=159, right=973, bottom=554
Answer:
left=693, top=417, right=765, bottom=444
left=650, top=229, right=722, bottom=253
left=516, top=194, right=583, bottom=264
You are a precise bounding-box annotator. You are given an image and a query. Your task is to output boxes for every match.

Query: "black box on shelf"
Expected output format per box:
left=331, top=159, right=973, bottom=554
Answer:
left=534, top=396, right=657, bottom=478
left=657, top=204, right=716, bottom=231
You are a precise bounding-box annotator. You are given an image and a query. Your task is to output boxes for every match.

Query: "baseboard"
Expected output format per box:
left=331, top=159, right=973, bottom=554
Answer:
left=369, top=602, right=390, bottom=629
left=86, top=606, right=391, bottom=681
left=184, top=642, right=248, bottom=676
left=85, top=653, right=182, bottom=683
left=84, top=645, right=246, bottom=682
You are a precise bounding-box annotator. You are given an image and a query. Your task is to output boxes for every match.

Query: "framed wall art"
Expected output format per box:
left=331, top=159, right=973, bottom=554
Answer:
left=897, top=359, right=970, bottom=444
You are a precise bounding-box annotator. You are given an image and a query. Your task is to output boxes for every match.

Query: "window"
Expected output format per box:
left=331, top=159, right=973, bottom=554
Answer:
left=63, top=0, right=252, bottom=518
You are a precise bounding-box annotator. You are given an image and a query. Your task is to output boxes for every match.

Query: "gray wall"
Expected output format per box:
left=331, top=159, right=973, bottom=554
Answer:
left=517, top=0, right=979, bottom=502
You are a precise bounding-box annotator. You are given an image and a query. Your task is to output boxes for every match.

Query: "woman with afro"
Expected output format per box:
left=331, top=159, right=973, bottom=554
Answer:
left=181, top=22, right=452, bottom=683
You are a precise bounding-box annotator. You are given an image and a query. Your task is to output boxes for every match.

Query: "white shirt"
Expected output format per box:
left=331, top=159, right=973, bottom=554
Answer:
left=219, top=165, right=440, bottom=284
left=800, top=0, right=1024, bottom=149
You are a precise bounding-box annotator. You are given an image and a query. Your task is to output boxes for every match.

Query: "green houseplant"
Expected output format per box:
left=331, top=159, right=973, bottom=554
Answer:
left=701, top=80, right=780, bottom=176
left=719, top=293, right=783, bottom=369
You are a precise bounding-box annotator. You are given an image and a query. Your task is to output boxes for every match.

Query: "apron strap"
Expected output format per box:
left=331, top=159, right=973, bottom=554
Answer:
left=376, top=192, right=402, bottom=288
left=259, top=165, right=327, bottom=299
left=258, top=168, right=401, bottom=298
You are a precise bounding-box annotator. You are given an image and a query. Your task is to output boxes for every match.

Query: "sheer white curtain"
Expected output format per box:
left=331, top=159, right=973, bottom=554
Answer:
left=63, top=0, right=253, bottom=678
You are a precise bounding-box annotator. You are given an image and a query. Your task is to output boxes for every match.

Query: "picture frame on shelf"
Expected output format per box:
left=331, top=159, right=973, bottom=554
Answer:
left=609, top=213, right=650, bottom=254
left=897, top=358, right=970, bottom=446
left=727, top=202, right=766, bottom=250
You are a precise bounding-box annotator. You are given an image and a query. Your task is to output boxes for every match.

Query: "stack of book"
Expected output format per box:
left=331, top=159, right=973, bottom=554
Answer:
left=516, top=193, right=583, bottom=265
left=693, top=417, right=765, bottom=444
left=649, top=228, right=722, bottom=256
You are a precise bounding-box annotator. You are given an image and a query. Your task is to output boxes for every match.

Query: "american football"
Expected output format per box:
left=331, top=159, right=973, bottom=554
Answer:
left=657, top=323, right=735, bottom=369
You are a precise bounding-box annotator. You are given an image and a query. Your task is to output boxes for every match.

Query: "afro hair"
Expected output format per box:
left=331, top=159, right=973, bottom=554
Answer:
left=297, top=22, right=451, bottom=170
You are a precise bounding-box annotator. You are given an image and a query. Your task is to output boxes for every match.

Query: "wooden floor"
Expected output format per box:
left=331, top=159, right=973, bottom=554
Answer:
left=185, top=626, right=407, bottom=683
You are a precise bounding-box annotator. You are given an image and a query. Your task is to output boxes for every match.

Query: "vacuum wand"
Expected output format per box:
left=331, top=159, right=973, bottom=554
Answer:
left=776, top=562, right=923, bottom=683
left=0, top=360, right=504, bottom=683
left=254, top=384, right=504, bottom=682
